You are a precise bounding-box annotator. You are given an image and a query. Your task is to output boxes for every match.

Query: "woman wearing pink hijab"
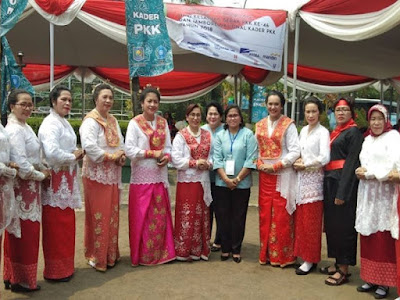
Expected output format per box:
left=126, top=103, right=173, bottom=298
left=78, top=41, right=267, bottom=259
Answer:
left=355, top=104, right=400, bottom=299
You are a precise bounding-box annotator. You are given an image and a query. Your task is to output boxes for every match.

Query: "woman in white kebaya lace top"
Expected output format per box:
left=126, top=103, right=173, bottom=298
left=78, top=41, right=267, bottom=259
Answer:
left=125, top=86, right=176, bottom=266
left=38, top=86, right=84, bottom=282
left=293, top=97, right=330, bottom=276
left=0, top=122, right=19, bottom=285
left=79, top=84, right=125, bottom=272
left=172, top=103, right=213, bottom=261
left=3, top=89, right=51, bottom=293
left=354, top=104, right=400, bottom=298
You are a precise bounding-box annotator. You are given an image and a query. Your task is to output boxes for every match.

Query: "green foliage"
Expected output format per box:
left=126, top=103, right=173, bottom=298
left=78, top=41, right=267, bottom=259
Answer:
left=27, top=117, right=131, bottom=145
left=355, top=108, right=368, bottom=130
left=319, top=111, right=330, bottom=130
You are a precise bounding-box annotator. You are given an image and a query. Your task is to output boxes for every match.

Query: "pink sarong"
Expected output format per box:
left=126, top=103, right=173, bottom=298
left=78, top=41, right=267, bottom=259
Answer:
left=129, top=183, right=176, bottom=266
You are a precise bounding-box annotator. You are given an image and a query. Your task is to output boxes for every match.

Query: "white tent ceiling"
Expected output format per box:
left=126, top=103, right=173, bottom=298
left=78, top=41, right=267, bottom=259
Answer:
left=5, top=0, right=400, bottom=81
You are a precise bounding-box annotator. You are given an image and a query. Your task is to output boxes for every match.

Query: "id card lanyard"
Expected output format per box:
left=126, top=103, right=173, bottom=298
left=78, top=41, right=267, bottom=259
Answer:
left=225, top=129, right=240, bottom=176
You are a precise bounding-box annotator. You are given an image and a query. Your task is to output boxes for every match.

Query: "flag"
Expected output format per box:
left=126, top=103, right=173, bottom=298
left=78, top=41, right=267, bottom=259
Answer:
left=125, top=0, right=173, bottom=77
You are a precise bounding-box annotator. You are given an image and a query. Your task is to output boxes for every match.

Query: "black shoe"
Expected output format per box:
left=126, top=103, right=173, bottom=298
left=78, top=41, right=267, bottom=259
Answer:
left=357, top=282, right=376, bottom=293
left=295, top=263, right=317, bottom=275
left=211, top=244, right=221, bottom=252
left=220, top=254, right=230, bottom=261
left=4, top=280, right=10, bottom=290
left=11, top=284, right=41, bottom=293
left=233, top=256, right=242, bottom=263
left=374, top=286, right=389, bottom=299
left=44, top=275, right=73, bottom=282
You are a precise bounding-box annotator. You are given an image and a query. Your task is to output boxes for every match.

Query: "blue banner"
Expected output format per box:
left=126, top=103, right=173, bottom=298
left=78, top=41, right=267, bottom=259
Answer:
left=251, top=85, right=268, bottom=123
left=0, top=0, right=28, bottom=37
left=125, top=0, right=173, bottom=77
left=1, top=37, right=34, bottom=113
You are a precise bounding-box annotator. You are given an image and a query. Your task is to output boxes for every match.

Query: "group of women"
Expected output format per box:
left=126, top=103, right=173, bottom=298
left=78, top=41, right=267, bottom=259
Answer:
left=1, top=85, right=400, bottom=299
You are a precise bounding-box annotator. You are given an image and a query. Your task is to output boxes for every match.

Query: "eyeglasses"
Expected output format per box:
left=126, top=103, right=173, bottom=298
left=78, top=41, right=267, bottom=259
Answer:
left=227, top=114, right=240, bottom=119
left=334, top=108, right=351, bottom=113
left=15, top=103, right=34, bottom=110
left=188, top=113, right=201, bottom=119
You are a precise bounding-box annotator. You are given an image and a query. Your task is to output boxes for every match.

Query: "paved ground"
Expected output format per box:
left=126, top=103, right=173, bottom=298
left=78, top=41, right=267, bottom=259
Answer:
left=1, top=171, right=398, bottom=299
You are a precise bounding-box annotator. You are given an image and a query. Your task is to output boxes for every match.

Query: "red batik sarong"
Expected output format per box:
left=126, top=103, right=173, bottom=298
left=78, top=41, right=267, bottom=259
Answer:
left=294, top=201, right=323, bottom=263
left=83, top=178, right=120, bottom=271
left=361, top=231, right=396, bottom=287
left=42, top=205, right=75, bottom=279
left=3, top=220, right=40, bottom=289
left=259, top=172, right=295, bottom=267
left=174, top=182, right=210, bottom=260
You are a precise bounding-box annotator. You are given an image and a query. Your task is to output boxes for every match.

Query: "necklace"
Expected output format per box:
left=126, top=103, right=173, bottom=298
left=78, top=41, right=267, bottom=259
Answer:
left=187, top=126, right=201, bottom=138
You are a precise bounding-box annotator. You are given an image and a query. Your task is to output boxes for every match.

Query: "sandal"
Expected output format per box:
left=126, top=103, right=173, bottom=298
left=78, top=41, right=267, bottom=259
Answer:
left=324, top=269, right=349, bottom=286
left=374, top=286, right=389, bottom=299
left=357, top=282, right=377, bottom=293
left=319, top=264, right=338, bottom=275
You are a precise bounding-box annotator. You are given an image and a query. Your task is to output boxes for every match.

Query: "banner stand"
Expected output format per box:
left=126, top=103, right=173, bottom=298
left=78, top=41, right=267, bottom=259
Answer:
left=131, top=76, right=140, bottom=116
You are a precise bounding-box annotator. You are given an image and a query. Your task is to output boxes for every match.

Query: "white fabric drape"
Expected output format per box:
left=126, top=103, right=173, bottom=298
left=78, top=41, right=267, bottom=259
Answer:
left=299, top=1, right=400, bottom=41
left=281, top=77, right=376, bottom=93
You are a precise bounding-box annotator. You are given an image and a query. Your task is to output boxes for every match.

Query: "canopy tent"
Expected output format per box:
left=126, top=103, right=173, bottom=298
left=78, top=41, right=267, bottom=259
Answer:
left=4, top=0, right=400, bottom=102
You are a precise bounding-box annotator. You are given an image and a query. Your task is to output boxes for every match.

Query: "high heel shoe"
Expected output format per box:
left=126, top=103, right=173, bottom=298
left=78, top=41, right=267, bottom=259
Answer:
left=220, top=254, right=230, bottom=261
left=295, top=263, right=317, bottom=275
left=233, top=256, right=242, bottom=263
left=11, top=284, right=41, bottom=293
left=4, top=280, right=10, bottom=290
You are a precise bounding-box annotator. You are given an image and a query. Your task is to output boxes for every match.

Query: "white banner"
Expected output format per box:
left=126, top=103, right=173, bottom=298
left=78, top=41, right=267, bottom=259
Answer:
left=166, top=4, right=286, bottom=72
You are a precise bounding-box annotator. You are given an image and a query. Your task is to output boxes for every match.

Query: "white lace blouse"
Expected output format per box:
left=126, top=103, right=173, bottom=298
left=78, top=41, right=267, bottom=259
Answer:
left=6, top=113, right=45, bottom=181
left=0, top=124, right=19, bottom=237
left=38, top=109, right=81, bottom=209
left=355, top=130, right=400, bottom=238
left=79, top=116, right=124, bottom=186
left=125, top=118, right=171, bottom=186
left=6, top=113, right=46, bottom=223
left=298, top=123, right=330, bottom=168
left=296, top=123, right=330, bottom=205
left=172, top=131, right=213, bottom=206
left=0, top=124, right=17, bottom=178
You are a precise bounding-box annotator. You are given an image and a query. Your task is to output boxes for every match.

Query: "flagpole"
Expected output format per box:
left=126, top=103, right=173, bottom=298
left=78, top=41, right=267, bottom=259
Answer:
left=0, top=41, right=5, bottom=127
left=50, top=22, right=54, bottom=91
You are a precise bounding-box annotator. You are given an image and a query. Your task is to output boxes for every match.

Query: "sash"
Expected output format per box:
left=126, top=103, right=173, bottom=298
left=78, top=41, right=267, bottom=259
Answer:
left=256, top=116, right=293, bottom=159
left=180, top=128, right=211, bottom=160
left=330, top=118, right=357, bottom=147
left=84, top=109, right=120, bottom=147
left=134, top=114, right=167, bottom=150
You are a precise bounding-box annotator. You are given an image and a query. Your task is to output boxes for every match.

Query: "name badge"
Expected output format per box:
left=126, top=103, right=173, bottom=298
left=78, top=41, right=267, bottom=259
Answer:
left=225, top=157, right=235, bottom=176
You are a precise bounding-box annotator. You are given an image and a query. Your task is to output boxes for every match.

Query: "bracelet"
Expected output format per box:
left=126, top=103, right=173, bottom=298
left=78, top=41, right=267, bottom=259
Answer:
left=236, top=176, right=241, bottom=182
left=145, top=150, right=154, bottom=158
left=272, top=161, right=283, bottom=172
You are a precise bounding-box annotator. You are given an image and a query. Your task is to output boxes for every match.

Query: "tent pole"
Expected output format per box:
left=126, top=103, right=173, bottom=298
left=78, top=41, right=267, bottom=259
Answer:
left=50, top=22, right=54, bottom=91
left=234, top=75, right=238, bottom=104
left=238, top=76, right=242, bottom=108
left=283, top=15, right=289, bottom=116
left=291, top=15, right=300, bottom=121
left=81, top=68, right=85, bottom=119
left=380, top=80, right=384, bottom=103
